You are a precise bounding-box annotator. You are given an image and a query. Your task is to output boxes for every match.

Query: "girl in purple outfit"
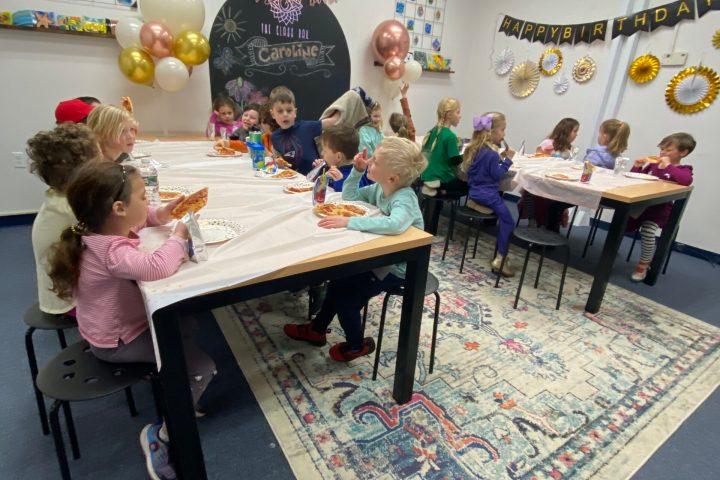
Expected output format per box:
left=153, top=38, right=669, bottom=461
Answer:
left=584, top=119, right=630, bottom=169
left=461, top=112, right=516, bottom=277
left=627, top=132, right=695, bottom=281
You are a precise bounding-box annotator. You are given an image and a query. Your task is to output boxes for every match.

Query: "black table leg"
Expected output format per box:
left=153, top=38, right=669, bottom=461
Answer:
left=393, top=244, right=431, bottom=404
left=645, top=193, right=690, bottom=285
left=585, top=204, right=630, bottom=313
left=153, top=308, right=207, bottom=480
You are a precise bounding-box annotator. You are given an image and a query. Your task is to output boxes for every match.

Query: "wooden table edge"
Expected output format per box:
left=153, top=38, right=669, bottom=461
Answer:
left=602, top=182, right=692, bottom=203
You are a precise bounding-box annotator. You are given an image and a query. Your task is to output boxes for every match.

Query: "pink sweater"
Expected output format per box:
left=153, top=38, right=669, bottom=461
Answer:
left=76, top=213, right=187, bottom=348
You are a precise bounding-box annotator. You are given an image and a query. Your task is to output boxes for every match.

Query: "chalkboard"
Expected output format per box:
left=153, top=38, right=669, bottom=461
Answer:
left=209, top=0, right=350, bottom=120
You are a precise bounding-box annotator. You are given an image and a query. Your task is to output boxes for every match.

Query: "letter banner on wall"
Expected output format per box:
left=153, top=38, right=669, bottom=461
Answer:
left=499, top=0, right=716, bottom=44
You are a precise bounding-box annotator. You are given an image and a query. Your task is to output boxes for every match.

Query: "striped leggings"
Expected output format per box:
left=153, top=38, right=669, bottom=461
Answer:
left=638, top=221, right=659, bottom=263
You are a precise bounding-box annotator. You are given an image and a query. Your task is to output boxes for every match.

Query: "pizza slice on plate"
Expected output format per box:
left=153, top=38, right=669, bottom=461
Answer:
left=171, top=187, right=209, bottom=219
left=213, top=145, right=236, bottom=156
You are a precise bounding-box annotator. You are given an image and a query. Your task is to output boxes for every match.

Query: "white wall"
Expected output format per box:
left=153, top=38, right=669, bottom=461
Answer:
left=1, top=0, right=717, bottom=253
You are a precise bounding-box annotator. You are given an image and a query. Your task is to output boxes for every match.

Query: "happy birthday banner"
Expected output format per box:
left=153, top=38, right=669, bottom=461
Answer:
left=499, top=0, right=720, bottom=44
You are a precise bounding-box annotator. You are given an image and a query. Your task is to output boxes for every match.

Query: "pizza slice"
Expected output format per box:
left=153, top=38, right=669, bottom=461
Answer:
left=121, top=96, right=133, bottom=114
left=213, top=145, right=236, bottom=156
left=171, top=187, right=208, bottom=219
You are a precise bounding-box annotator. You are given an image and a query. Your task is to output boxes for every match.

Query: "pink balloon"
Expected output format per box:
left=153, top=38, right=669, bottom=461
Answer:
left=383, top=56, right=405, bottom=81
left=371, top=20, right=410, bottom=63
left=140, top=21, right=174, bottom=58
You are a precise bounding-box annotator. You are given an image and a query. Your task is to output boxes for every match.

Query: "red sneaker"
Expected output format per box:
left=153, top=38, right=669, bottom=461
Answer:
left=283, top=323, right=327, bottom=346
left=329, top=338, right=376, bottom=362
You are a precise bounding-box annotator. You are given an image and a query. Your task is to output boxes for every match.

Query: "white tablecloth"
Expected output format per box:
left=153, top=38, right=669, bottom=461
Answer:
left=133, top=141, right=381, bottom=315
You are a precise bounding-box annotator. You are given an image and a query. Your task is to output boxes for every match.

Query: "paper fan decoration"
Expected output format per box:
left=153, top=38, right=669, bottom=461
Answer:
left=509, top=61, right=540, bottom=98
left=629, top=54, right=660, bottom=84
left=553, top=75, right=570, bottom=95
left=539, top=48, right=562, bottom=76
left=572, top=55, right=596, bottom=83
left=665, top=65, right=720, bottom=114
left=713, top=29, right=720, bottom=49
left=494, top=48, right=515, bottom=76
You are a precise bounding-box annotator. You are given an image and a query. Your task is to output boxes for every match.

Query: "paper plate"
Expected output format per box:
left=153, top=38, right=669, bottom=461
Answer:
left=313, top=202, right=369, bottom=218
left=545, top=172, right=580, bottom=181
left=255, top=169, right=299, bottom=180
left=624, top=172, right=658, bottom=181
left=198, top=218, right=247, bottom=244
left=206, top=150, right=242, bottom=157
left=159, top=185, right=191, bottom=202
left=283, top=181, right=314, bottom=193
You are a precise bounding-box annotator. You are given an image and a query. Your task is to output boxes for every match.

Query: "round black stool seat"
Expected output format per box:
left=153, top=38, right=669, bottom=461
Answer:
left=386, top=272, right=439, bottom=296
left=456, top=205, right=496, bottom=220
left=36, top=340, right=153, bottom=402
left=24, top=303, right=77, bottom=331
left=514, top=226, right=568, bottom=247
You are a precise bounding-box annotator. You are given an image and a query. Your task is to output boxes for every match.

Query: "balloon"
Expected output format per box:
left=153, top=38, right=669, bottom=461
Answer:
left=371, top=20, right=410, bottom=63
left=118, top=47, right=155, bottom=86
left=402, top=60, right=423, bottom=83
left=383, top=56, right=405, bottom=80
left=140, top=21, right=174, bottom=58
left=174, top=31, right=210, bottom=65
left=115, top=17, right=143, bottom=49
left=383, top=78, right=403, bottom=99
left=155, top=57, right=190, bottom=92
left=139, top=0, right=205, bottom=36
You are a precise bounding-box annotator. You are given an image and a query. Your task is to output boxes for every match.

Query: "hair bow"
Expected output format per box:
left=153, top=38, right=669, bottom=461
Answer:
left=473, top=115, right=493, bottom=132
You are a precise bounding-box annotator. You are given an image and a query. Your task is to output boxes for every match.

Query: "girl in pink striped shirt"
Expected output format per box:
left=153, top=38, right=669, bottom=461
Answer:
left=48, top=161, right=215, bottom=480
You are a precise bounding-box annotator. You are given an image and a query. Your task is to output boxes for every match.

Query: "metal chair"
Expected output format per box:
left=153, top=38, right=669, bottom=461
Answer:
left=24, top=303, right=78, bottom=435
left=496, top=227, right=570, bottom=310
left=36, top=340, right=160, bottom=480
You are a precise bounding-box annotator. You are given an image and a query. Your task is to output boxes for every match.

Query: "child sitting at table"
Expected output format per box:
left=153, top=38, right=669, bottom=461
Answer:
left=284, top=136, right=426, bottom=361
left=584, top=118, right=630, bottom=169
left=311, top=124, right=365, bottom=191
left=269, top=86, right=339, bottom=174
left=47, top=161, right=217, bottom=480
left=86, top=104, right=139, bottom=163
left=627, top=132, right=695, bottom=281
left=28, top=123, right=102, bottom=315
left=229, top=103, right=260, bottom=141
left=206, top=95, right=241, bottom=140
left=358, top=102, right=384, bottom=157
left=387, top=82, right=416, bottom=142
left=536, top=117, right=579, bottom=159
left=462, top=113, right=516, bottom=277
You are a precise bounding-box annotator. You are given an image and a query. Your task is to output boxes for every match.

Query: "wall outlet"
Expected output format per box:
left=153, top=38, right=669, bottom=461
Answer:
left=660, top=51, right=688, bottom=67
left=12, top=151, right=28, bottom=169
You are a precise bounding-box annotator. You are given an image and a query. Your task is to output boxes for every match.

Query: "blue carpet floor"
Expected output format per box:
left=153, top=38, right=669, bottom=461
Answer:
left=1, top=218, right=717, bottom=479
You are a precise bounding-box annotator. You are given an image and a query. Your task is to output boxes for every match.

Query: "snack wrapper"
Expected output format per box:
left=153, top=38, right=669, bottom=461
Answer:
left=306, top=161, right=327, bottom=182
left=313, top=172, right=328, bottom=205
left=580, top=161, right=594, bottom=183
left=182, top=210, right=207, bottom=263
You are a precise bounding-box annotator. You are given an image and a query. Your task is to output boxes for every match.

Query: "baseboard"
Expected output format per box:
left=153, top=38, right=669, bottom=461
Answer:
left=0, top=213, right=36, bottom=227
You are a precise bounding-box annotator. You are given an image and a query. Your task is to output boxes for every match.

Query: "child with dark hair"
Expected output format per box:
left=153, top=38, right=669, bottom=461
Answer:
left=388, top=82, right=416, bottom=142
left=206, top=95, right=241, bottom=139
left=536, top=117, right=579, bottom=158
left=76, top=96, right=101, bottom=106
left=230, top=103, right=261, bottom=141
left=313, top=124, right=364, bottom=191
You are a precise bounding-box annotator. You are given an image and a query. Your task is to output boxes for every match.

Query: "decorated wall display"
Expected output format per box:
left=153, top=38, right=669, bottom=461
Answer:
left=572, top=55, right=596, bottom=83
left=713, top=29, right=720, bottom=48
left=553, top=74, right=570, bottom=95
left=65, top=0, right=135, bottom=6
left=394, top=0, right=447, bottom=53
left=493, top=47, right=515, bottom=76
left=209, top=0, right=350, bottom=120
left=509, top=61, right=540, bottom=98
left=628, top=54, right=661, bottom=84
left=499, top=0, right=720, bottom=44
left=665, top=65, right=720, bottom=113
left=539, top=47, right=562, bottom=76
left=1, top=9, right=115, bottom=35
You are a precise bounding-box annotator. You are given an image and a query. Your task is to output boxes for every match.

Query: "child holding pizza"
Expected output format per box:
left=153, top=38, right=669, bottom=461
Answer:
left=283, top=136, right=426, bottom=361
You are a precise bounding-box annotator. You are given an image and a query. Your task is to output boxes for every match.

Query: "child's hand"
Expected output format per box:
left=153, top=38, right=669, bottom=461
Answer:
left=353, top=148, right=369, bottom=172
left=172, top=221, right=190, bottom=240
left=156, top=195, right=185, bottom=224
left=318, top=216, right=349, bottom=229
left=633, top=158, right=646, bottom=168
left=214, top=139, right=229, bottom=148
left=505, top=148, right=516, bottom=160
left=400, top=82, right=409, bottom=98
left=326, top=166, right=343, bottom=181
left=658, top=155, right=671, bottom=169
left=312, top=158, right=324, bottom=168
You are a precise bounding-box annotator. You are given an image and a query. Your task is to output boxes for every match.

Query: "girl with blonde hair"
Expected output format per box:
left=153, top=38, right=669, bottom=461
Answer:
left=86, top=104, right=139, bottom=163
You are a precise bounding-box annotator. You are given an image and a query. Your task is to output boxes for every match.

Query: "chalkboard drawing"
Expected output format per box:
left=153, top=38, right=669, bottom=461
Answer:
left=225, top=77, right=268, bottom=109
left=213, top=5, right=246, bottom=43
left=213, top=47, right=241, bottom=75
left=268, top=0, right=303, bottom=26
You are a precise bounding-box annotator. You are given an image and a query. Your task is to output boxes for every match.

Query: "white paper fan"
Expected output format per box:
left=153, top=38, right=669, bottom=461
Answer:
left=542, top=53, right=559, bottom=71
left=553, top=75, right=570, bottom=94
left=675, top=75, right=710, bottom=105
left=494, top=48, right=515, bottom=76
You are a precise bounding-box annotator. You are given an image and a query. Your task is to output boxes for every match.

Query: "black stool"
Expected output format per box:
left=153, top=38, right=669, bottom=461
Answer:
left=421, top=192, right=463, bottom=237
left=625, top=228, right=675, bottom=275
left=497, top=227, right=570, bottom=310
left=36, top=340, right=158, bottom=480
left=372, top=273, right=441, bottom=380
left=24, top=303, right=78, bottom=435
left=442, top=206, right=497, bottom=272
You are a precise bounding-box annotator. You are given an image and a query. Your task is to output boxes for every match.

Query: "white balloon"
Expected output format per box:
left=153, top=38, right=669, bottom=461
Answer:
left=155, top=57, right=190, bottom=92
left=402, top=60, right=423, bottom=83
left=115, top=17, right=143, bottom=49
left=139, top=0, right=205, bottom=36
left=383, top=78, right=403, bottom=99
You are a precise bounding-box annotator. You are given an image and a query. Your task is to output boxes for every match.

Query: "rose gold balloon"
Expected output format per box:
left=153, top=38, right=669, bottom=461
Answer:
left=371, top=20, right=410, bottom=63
left=383, top=56, right=405, bottom=81
left=140, top=21, right=174, bottom=58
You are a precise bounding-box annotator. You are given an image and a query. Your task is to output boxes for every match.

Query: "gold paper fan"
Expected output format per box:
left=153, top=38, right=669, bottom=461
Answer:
left=539, top=48, right=563, bottom=76
left=629, top=54, right=660, bottom=84
left=665, top=65, right=720, bottom=114
left=572, top=55, right=596, bottom=83
left=713, top=29, right=720, bottom=49
left=509, top=61, right=540, bottom=98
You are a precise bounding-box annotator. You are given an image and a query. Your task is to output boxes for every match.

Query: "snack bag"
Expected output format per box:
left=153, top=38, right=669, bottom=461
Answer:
left=306, top=161, right=327, bottom=182
left=312, top=171, right=328, bottom=205
left=580, top=161, right=594, bottom=183
left=182, top=211, right=207, bottom=263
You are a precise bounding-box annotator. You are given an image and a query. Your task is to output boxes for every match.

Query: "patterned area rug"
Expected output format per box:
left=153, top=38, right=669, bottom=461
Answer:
left=214, top=233, right=720, bottom=479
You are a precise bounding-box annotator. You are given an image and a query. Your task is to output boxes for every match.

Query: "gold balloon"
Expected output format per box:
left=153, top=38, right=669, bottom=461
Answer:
left=174, top=31, right=210, bottom=66
left=118, top=47, right=155, bottom=86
